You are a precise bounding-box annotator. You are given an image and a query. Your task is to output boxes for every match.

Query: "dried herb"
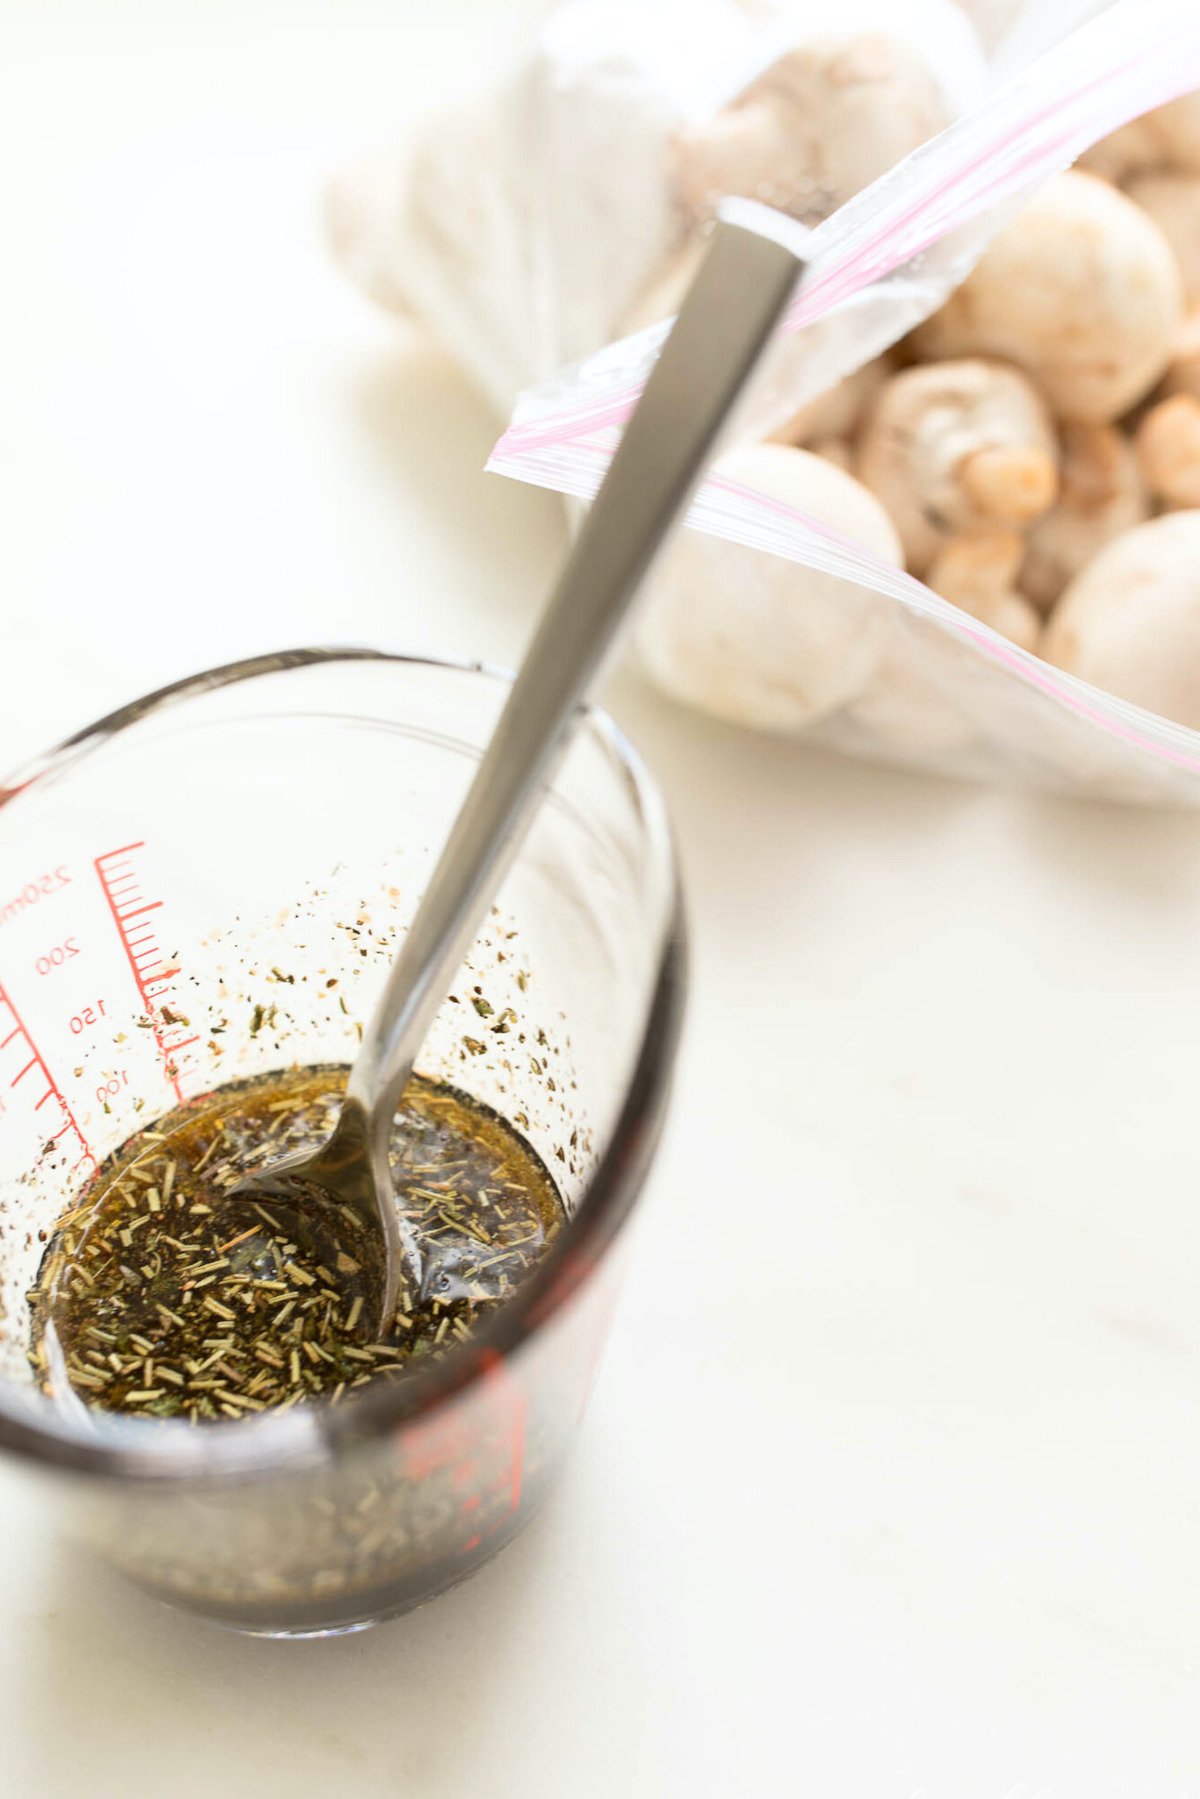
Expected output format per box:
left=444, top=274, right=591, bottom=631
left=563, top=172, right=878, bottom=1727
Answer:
left=28, top=1068, right=563, bottom=1421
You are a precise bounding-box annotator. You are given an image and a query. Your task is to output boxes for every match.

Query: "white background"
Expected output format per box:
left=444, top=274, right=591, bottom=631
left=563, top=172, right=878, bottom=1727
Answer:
left=3, top=4, right=1200, bottom=1795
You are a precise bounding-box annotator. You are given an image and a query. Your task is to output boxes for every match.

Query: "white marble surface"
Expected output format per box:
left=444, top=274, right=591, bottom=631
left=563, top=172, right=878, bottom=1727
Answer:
left=3, top=4, right=1200, bottom=1795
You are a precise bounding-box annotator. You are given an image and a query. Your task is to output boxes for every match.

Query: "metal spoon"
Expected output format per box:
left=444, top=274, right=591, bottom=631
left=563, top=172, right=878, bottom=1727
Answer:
left=229, top=211, right=807, bottom=1328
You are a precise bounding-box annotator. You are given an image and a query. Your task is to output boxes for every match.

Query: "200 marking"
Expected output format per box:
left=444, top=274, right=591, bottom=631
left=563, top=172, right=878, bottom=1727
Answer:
left=36, top=938, right=80, bottom=976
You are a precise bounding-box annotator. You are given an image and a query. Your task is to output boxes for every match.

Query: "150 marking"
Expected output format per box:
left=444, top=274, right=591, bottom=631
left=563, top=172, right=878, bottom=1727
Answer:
left=69, top=1000, right=108, bottom=1036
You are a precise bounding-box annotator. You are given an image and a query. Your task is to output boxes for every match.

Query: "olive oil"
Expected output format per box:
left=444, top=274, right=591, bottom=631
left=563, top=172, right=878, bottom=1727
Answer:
left=29, top=1067, right=563, bottom=1420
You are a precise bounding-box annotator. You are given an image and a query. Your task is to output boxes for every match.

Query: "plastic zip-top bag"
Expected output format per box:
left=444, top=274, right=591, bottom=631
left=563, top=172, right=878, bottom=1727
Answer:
left=332, top=1, right=1200, bottom=801
left=478, top=0, right=1200, bottom=801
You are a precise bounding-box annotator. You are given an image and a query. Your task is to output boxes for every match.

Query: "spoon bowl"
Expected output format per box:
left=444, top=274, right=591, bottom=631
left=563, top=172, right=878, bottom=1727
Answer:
left=224, top=1094, right=405, bottom=1328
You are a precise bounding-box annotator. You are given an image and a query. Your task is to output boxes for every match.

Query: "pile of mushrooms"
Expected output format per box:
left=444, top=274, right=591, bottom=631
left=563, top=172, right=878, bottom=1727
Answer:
left=637, top=71, right=1200, bottom=740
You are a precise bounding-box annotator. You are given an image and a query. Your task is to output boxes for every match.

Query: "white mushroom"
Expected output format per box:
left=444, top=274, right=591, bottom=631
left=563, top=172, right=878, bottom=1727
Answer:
left=1083, top=93, right=1200, bottom=182
left=912, top=171, right=1184, bottom=422
left=1042, top=511, right=1200, bottom=728
left=926, top=533, right=1041, bottom=652
left=1020, top=424, right=1149, bottom=614
left=671, top=33, right=958, bottom=227
left=1081, top=119, right=1167, bottom=186
left=1125, top=172, right=1200, bottom=303
left=1134, top=394, right=1200, bottom=510
left=857, top=358, right=1059, bottom=573
left=637, top=442, right=903, bottom=730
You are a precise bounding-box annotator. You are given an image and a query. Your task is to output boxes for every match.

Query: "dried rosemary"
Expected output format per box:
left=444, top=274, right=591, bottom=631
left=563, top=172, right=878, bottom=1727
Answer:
left=28, top=1068, right=563, bottom=1420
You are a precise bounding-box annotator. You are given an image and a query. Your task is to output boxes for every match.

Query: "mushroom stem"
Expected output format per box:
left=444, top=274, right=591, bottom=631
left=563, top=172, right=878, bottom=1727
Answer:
left=958, top=445, right=1058, bottom=524
left=927, top=532, right=1041, bottom=651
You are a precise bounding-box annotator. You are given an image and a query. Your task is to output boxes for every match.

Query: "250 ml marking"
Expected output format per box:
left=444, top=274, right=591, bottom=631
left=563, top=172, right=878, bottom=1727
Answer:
left=0, top=867, right=72, bottom=928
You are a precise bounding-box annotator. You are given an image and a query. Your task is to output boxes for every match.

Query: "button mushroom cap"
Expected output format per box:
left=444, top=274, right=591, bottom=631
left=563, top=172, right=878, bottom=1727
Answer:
left=1042, top=511, right=1200, bottom=728
left=1125, top=172, right=1200, bottom=304
left=1134, top=394, right=1200, bottom=510
left=1080, top=118, right=1165, bottom=185
left=857, top=358, right=1059, bottom=574
left=926, top=532, right=1041, bottom=652
left=1020, top=424, right=1149, bottom=614
left=912, top=171, right=1185, bottom=423
left=1082, top=93, right=1200, bottom=183
left=670, top=33, right=956, bottom=228
left=637, top=442, right=903, bottom=731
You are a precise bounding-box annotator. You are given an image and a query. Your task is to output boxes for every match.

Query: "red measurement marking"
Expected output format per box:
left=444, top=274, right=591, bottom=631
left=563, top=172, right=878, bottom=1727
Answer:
left=0, top=980, right=95, bottom=1172
left=94, top=843, right=199, bottom=1105
left=480, top=1348, right=527, bottom=1514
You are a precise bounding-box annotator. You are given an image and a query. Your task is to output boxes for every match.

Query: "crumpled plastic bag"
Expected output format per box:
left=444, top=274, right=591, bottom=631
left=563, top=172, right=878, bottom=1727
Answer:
left=329, top=0, right=988, bottom=411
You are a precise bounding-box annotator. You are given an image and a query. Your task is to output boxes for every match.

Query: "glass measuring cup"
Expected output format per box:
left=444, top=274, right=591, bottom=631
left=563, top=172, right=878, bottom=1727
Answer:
left=0, top=650, right=683, bottom=1635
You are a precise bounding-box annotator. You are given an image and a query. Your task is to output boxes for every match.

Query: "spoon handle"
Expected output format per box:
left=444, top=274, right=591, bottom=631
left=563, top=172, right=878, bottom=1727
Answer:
left=351, top=213, right=807, bottom=1139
